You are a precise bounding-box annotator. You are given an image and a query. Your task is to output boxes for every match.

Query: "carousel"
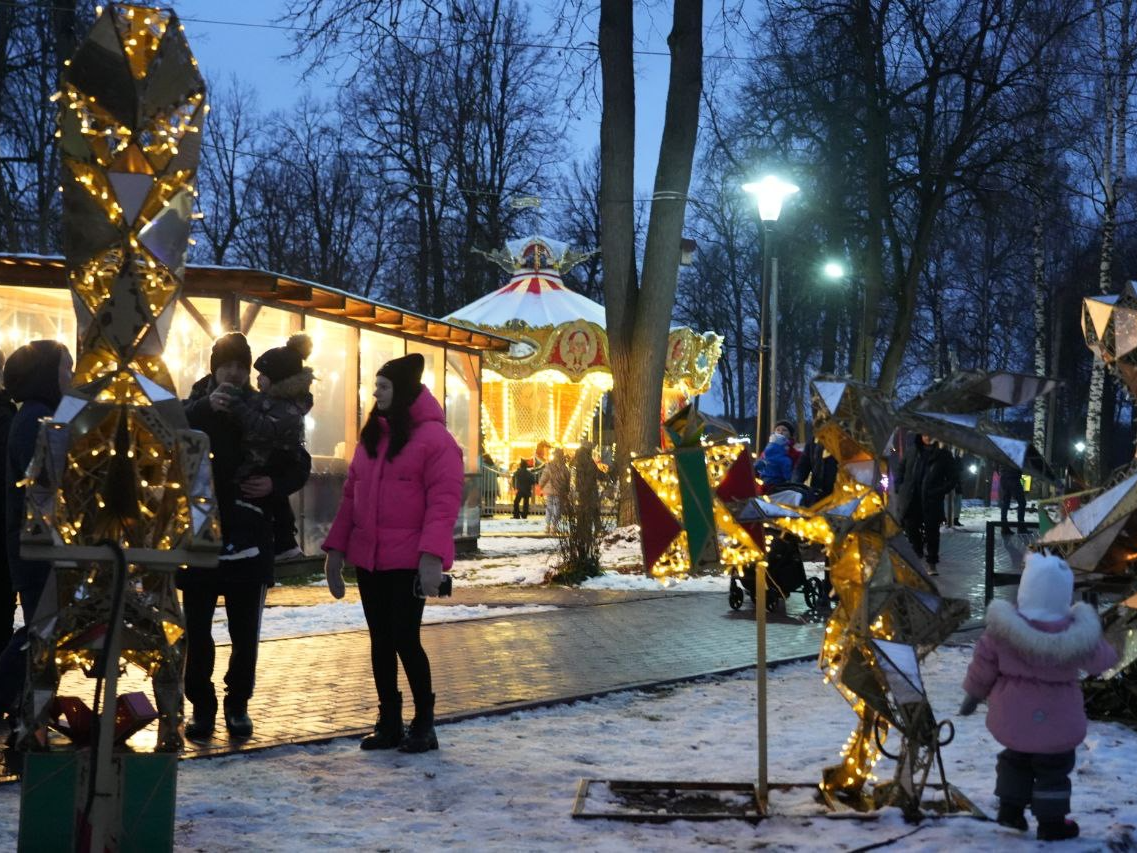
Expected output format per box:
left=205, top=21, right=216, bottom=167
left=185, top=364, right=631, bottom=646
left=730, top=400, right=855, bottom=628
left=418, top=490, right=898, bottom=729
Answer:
left=447, top=235, right=722, bottom=467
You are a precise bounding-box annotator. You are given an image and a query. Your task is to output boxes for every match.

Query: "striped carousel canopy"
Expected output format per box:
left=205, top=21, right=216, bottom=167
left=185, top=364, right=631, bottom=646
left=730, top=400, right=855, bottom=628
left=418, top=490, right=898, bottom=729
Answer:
left=446, top=235, right=605, bottom=329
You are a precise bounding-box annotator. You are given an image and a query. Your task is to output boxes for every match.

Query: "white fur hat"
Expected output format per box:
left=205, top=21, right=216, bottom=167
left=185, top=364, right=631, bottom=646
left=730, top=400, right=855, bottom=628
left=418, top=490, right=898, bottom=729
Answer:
left=1017, top=552, right=1074, bottom=622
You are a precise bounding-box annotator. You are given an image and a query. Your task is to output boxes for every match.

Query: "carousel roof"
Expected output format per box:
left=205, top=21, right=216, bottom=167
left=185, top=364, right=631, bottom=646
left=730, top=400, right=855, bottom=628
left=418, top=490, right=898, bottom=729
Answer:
left=447, top=270, right=606, bottom=328
left=447, top=235, right=605, bottom=329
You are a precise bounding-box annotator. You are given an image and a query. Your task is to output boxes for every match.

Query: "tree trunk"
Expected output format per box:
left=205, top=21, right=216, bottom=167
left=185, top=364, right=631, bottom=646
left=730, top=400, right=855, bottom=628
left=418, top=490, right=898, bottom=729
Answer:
left=1031, top=206, right=1049, bottom=457
left=600, top=0, right=702, bottom=524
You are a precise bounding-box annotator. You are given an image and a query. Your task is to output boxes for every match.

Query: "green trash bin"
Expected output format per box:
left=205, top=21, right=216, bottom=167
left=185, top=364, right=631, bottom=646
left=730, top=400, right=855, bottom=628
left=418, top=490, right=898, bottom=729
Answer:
left=19, top=750, right=177, bottom=852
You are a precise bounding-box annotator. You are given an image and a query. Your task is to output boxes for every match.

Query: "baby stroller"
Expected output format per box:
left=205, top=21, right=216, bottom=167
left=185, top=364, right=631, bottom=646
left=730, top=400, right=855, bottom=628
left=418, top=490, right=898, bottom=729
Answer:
left=728, top=484, right=829, bottom=614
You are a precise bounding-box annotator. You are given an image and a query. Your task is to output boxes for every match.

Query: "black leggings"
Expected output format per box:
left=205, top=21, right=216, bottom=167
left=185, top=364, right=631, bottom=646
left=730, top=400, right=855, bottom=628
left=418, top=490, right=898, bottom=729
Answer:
left=356, top=569, right=432, bottom=713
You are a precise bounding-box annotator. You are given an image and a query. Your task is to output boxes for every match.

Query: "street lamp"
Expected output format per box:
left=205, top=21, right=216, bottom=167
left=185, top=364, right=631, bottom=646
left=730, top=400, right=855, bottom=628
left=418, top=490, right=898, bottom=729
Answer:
left=743, top=175, right=799, bottom=446
left=741, top=174, right=798, bottom=807
left=823, top=260, right=845, bottom=280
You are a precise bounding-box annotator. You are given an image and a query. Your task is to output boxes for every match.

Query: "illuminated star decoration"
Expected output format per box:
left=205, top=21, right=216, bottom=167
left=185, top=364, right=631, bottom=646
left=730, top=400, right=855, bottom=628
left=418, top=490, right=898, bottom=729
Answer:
left=17, top=3, right=218, bottom=752
left=630, top=405, right=762, bottom=580
left=775, top=374, right=1059, bottom=819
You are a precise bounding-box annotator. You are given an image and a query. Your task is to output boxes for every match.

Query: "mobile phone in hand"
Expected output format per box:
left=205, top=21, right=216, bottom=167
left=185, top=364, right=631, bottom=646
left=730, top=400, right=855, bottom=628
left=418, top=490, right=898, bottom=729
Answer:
left=414, top=573, right=453, bottom=599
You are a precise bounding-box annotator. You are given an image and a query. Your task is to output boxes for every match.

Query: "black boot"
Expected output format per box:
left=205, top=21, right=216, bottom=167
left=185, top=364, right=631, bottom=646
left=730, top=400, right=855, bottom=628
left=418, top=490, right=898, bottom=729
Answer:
left=185, top=700, right=217, bottom=742
left=223, top=696, right=253, bottom=739
left=399, top=693, right=438, bottom=753
left=1037, top=818, right=1079, bottom=841
left=361, top=692, right=404, bottom=751
left=996, top=802, right=1028, bottom=832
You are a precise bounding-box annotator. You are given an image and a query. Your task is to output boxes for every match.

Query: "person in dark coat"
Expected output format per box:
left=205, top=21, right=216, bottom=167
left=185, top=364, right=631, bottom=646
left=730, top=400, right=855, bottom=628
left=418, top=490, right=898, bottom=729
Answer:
left=0, top=340, right=72, bottom=716
left=998, top=462, right=1027, bottom=535
left=180, top=332, right=311, bottom=741
left=792, top=437, right=838, bottom=502
left=512, top=459, right=535, bottom=519
left=896, top=434, right=959, bottom=575
left=0, top=350, right=17, bottom=651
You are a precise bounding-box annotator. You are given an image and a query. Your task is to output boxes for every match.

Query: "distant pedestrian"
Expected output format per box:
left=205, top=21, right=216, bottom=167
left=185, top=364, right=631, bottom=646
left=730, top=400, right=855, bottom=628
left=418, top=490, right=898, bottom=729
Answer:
left=998, top=462, right=1027, bottom=535
left=512, top=459, right=535, bottom=519
left=896, top=434, right=959, bottom=575
left=959, top=553, right=1118, bottom=841
left=0, top=350, right=16, bottom=652
left=481, top=452, right=503, bottom=516
left=322, top=353, right=463, bottom=753
left=538, top=448, right=570, bottom=532
left=0, top=340, right=73, bottom=720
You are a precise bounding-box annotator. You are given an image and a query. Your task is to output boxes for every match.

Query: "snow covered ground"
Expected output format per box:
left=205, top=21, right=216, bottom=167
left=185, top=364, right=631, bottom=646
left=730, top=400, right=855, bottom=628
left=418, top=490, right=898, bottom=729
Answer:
left=2, top=645, right=1130, bottom=850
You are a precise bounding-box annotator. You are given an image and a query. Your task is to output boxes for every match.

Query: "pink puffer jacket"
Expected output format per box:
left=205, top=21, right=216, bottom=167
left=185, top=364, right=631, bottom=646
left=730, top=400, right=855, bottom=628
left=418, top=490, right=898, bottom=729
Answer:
left=962, top=599, right=1118, bottom=754
left=322, top=388, right=464, bottom=571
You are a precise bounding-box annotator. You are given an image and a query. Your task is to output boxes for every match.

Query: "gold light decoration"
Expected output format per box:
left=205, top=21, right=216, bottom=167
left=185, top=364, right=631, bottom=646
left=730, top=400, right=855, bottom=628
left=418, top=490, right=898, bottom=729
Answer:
left=449, top=236, right=722, bottom=463
left=18, top=2, right=217, bottom=754
left=783, top=378, right=973, bottom=818
left=629, top=406, right=762, bottom=581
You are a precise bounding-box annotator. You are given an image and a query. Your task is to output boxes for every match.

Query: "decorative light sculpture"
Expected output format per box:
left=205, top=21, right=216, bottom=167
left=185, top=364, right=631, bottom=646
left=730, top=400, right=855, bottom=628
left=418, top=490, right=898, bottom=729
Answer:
left=16, top=0, right=217, bottom=809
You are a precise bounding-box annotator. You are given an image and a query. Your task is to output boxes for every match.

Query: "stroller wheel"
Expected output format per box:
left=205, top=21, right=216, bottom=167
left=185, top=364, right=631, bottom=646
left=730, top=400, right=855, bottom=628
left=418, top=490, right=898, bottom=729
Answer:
left=729, top=578, right=744, bottom=610
left=803, top=576, right=824, bottom=610
left=765, top=589, right=785, bottom=613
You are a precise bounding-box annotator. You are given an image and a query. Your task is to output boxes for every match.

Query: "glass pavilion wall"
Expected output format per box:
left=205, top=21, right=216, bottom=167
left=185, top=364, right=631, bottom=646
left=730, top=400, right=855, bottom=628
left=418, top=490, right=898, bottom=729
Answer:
left=0, top=278, right=485, bottom=553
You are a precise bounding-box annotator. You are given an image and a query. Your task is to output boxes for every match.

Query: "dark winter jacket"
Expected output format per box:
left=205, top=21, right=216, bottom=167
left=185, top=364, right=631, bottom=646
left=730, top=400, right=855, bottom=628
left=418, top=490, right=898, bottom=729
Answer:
left=896, top=438, right=959, bottom=523
left=792, top=439, right=838, bottom=499
left=182, top=375, right=311, bottom=586
left=226, top=369, right=314, bottom=482
left=5, top=399, right=54, bottom=598
left=512, top=464, right=536, bottom=497
left=0, top=392, right=15, bottom=586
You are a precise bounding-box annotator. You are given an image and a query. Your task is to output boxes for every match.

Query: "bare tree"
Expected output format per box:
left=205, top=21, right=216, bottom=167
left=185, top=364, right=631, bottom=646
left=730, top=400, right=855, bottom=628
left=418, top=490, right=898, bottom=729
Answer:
left=1084, top=0, right=1135, bottom=484
left=195, top=78, right=262, bottom=265
left=600, top=0, right=702, bottom=522
left=0, top=1, right=92, bottom=253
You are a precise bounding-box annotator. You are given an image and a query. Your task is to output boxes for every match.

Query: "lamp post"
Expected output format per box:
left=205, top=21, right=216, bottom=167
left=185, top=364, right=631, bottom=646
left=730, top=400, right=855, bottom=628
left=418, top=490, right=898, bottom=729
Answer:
left=741, top=174, right=798, bottom=806
left=743, top=176, right=799, bottom=446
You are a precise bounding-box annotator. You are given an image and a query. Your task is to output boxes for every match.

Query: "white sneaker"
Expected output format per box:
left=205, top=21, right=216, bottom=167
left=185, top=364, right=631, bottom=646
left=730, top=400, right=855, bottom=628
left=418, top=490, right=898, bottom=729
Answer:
left=276, top=546, right=304, bottom=561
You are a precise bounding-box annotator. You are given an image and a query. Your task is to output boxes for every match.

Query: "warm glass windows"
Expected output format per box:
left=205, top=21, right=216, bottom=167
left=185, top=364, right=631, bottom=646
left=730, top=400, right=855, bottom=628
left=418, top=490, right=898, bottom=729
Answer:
left=165, top=297, right=222, bottom=396
left=0, top=285, right=77, bottom=356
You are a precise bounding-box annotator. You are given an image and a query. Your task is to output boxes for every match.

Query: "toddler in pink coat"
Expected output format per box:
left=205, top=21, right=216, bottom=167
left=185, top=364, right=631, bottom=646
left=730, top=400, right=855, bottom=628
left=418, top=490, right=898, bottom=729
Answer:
left=960, top=552, right=1117, bottom=841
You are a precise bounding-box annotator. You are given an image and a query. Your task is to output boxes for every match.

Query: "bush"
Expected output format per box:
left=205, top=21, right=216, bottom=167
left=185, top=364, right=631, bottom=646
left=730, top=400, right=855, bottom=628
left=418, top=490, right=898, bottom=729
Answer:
left=545, top=446, right=610, bottom=585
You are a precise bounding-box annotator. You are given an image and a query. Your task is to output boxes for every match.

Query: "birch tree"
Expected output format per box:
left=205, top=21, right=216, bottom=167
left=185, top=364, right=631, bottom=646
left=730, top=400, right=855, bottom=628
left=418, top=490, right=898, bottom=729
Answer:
left=1085, top=0, right=1135, bottom=485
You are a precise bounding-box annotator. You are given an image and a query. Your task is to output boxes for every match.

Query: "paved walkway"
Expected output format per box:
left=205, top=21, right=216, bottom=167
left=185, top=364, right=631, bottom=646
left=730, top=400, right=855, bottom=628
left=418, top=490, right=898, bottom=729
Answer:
left=39, top=517, right=1025, bottom=764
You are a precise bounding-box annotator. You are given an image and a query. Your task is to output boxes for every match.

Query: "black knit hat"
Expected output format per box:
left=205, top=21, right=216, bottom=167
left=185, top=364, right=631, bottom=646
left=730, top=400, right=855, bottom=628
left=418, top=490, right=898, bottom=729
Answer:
left=254, top=334, right=313, bottom=383
left=210, top=332, right=252, bottom=375
left=3, top=340, right=68, bottom=406
left=775, top=419, right=796, bottom=437
left=378, top=353, right=425, bottom=402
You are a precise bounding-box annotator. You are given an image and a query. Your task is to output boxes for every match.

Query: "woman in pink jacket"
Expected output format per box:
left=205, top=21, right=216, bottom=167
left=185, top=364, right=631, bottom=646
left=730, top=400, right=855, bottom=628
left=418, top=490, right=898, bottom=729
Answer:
left=960, top=552, right=1117, bottom=841
left=323, top=353, right=464, bottom=753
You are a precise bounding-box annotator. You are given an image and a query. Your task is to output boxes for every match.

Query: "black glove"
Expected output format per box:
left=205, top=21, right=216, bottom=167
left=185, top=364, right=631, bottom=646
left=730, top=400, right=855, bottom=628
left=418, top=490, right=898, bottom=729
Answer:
left=958, top=694, right=980, bottom=716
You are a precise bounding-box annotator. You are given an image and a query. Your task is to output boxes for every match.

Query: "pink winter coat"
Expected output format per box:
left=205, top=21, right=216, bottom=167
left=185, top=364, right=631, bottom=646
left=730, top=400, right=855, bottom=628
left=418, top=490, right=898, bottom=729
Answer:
left=962, top=599, right=1118, bottom=754
left=322, top=388, right=464, bottom=572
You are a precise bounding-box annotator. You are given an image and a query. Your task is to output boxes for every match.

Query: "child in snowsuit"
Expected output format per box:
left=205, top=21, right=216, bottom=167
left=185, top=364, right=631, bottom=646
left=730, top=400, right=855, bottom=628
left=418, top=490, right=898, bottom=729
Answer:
left=755, top=432, right=793, bottom=491
left=223, top=333, right=315, bottom=560
left=959, top=552, right=1118, bottom=841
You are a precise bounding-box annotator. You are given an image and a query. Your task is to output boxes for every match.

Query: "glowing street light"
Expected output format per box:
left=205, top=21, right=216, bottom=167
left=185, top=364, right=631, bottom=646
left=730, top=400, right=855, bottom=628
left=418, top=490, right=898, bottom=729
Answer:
left=823, top=260, right=845, bottom=280
left=741, top=173, right=799, bottom=808
left=743, top=175, right=799, bottom=447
